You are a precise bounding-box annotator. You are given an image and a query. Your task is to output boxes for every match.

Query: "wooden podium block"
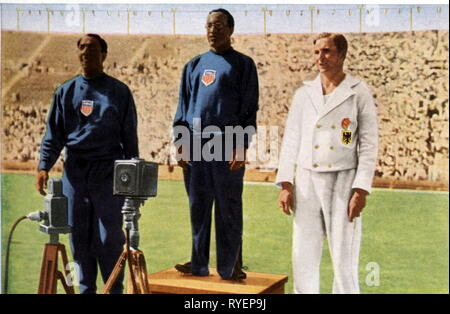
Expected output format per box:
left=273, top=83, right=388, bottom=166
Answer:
left=143, top=268, right=288, bottom=294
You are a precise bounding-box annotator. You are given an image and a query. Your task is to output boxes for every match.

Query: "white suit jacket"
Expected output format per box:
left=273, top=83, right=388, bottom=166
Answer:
left=276, top=74, right=378, bottom=193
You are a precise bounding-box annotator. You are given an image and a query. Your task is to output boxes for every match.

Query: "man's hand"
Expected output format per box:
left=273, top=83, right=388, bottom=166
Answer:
left=229, top=146, right=246, bottom=171
left=36, top=170, right=49, bottom=196
left=348, top=188, right=368, bottom=222
left=176, top=145, right=189, bottom=170
left=278, top=182, right=294, bottom=215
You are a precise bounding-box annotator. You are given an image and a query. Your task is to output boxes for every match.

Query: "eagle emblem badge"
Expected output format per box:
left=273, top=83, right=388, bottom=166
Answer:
left=341, top=118, right=352, bottom=145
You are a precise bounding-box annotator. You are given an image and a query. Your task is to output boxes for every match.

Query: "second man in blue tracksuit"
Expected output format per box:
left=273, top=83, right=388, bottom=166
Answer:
left=173, top=8, right=259, bottom=281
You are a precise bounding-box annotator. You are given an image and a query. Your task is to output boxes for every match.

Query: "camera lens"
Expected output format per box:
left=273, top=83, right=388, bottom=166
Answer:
left=120, top=172, right=130, bottom=184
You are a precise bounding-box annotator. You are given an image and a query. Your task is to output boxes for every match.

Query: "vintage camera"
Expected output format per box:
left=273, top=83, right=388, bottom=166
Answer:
left=113, top=158, right=158, bottom=198
left=39, top=179, right=71, bottom=235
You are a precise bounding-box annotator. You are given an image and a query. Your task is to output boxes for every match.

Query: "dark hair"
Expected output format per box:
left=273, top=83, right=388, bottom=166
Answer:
left=208, top=8, right=234, bottom=29
left=313, top=32, right=348, bottom=60
left=77, top=33, right=108, bottom=53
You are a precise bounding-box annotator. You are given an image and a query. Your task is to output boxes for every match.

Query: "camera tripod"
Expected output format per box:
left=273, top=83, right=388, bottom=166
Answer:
left=38, top=233, right=74, bottom=294
left=102, top=197, right=150, bottom=294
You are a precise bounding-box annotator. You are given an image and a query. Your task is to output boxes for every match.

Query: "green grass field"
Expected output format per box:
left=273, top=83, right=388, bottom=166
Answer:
left=1, top=173, right=448, bottom=294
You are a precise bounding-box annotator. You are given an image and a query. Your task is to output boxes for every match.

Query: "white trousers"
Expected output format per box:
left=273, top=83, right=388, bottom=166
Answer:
left=292, top=168, right=361, bottom=294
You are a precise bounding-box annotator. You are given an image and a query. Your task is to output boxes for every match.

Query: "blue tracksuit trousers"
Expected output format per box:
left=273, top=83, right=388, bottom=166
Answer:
left=183, top=160, right=245, bottom=279
left=62, top=156, right=125, bottom=294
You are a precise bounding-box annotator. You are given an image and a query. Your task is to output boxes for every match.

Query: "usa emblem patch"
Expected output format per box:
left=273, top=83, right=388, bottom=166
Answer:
left=201, top=70, right=216, bottom=86
left=81, top=100, right=94, bottom=117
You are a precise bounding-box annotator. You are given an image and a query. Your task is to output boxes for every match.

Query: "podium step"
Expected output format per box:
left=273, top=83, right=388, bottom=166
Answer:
left=135, top=267, right=288, bottom=294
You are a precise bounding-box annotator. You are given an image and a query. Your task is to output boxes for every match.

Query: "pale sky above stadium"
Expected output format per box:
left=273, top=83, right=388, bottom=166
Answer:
left=0, top=1, right=449, bottom=34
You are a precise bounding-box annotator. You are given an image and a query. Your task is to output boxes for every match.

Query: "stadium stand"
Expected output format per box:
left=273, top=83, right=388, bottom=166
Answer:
left=1, top=30, right=448, bottom=187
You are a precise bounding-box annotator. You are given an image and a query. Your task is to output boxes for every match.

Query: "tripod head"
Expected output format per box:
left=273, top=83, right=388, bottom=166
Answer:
left=121, top=197, right=146, bottom=250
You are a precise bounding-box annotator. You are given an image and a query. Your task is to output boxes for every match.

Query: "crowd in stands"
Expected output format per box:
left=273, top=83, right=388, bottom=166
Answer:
left=2, top=30, right=448, bottom=182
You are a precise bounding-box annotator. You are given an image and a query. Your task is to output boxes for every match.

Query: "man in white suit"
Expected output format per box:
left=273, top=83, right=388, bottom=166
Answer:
left=276, top=33, right=378, bottom=294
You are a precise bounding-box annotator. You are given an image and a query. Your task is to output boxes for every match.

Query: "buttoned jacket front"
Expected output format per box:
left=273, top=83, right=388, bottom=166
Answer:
left=276, top=74, right=378, bottom=193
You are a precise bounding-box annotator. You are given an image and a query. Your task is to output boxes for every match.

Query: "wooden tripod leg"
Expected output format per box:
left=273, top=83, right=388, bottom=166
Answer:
left=38, top=244, right=59, bottom=294
left=101, top=250, right=128, bottom=294
left=130, top=250, right=151, bottom=294
left=56, top=271, right=73, bottom=294
left=57, top=244, right=75, bottom=294
left=127, top=248, right=139, bottom=293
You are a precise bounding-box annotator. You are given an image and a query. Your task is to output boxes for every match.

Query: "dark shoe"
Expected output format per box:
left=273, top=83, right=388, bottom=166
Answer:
left=175, top=261, right=192, bottom=274
left=228, top=266, right=247, bottom=281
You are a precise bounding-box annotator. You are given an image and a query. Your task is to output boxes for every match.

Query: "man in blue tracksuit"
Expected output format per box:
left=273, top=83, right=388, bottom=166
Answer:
left=36, top=34, right=138, bottom=294
left=173, top=9, right=259, bottom=281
